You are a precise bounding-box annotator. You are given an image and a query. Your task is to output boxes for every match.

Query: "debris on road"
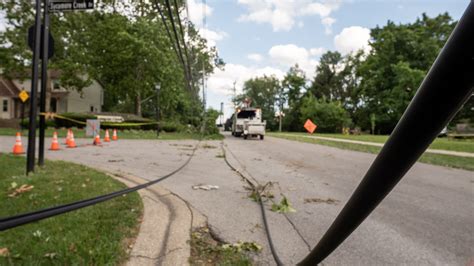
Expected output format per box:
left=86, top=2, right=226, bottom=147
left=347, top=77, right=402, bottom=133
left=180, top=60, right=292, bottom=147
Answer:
left=304, top=197, right=339, bottom=205
left=108, top=159, right=124, bottom=163
left=271, top=196, right=296, bottom=213
left=201, top=144, right=217, bottom=149
left=192, top=184, right=219, bottom=191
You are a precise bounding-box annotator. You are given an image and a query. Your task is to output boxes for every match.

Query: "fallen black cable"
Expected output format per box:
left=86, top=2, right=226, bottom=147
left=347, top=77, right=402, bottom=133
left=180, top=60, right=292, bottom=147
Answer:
left=221, top=142, right=284, bottom=266
left=0, top=141, right=200, bottom=231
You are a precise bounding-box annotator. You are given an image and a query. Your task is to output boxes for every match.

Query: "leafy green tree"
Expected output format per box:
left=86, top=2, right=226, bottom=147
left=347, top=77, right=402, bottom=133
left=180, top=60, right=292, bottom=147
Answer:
left=356, top=13, right=456, bottom=133
left=300, top=95, right=351, bottom=133
left=282, top=64, right=306, bottom=131
left=237, top=75, right=280, bottom=130
left=309, top=51, right=343, bottom=100
left=0, top=1, right=223, bottom=127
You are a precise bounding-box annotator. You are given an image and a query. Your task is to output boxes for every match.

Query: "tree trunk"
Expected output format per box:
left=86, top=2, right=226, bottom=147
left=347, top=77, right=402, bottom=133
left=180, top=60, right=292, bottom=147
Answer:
left=135, top=92, right=142, bottom=117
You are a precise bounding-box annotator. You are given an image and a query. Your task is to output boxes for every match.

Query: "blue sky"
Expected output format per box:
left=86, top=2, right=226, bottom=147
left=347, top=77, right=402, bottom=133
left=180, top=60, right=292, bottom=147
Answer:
left=188, top=0, right=468, bottom=118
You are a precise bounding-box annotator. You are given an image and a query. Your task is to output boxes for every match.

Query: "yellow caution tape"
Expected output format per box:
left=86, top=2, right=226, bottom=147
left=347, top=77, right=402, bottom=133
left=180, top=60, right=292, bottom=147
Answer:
left=39, top=112, right=158, bottom=127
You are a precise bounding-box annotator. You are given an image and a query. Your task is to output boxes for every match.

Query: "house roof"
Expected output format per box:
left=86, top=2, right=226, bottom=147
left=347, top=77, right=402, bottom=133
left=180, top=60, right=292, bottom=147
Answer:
left=0, top=76, right=21, bottom=97
left=6, top=69, right=62, bottom=80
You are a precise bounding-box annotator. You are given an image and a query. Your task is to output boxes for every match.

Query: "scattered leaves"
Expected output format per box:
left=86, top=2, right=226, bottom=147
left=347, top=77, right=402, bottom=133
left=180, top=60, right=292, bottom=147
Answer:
left=8, top=184, right=34, bottom=197
left=222, top=241, right=262, bottom=253
left=271, top=196, right=296, bottom=213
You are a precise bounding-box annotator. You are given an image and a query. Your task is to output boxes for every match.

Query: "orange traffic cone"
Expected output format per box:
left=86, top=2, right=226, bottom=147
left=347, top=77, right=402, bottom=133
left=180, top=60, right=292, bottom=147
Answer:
left=49, top=132, right=61, bottom=151
left=93, top=134, right=101, bottom=145
left=65, top=129, right=71, bottom=145
left=12, top=132, right=25, bottom=155
left=112, top=129, right=118, bottom=141
left=67, top=131, right=77, bottom=148
left=104, top=129, right=110, bottom=142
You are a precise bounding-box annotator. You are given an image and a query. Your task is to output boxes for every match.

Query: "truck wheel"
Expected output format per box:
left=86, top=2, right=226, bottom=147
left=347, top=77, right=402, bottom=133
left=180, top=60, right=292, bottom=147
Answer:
left=243, top=134, right=248, bottom=139
left=232, top=132, right=235, bottom=136
left=260, top=135, right=264, bottom=140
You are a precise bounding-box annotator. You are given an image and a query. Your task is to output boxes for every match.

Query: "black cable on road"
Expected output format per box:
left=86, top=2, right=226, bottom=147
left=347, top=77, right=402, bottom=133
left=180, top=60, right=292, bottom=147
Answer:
left=221, top=142, right=284, bottom=266
left=298, top=2, right=474, bottom=265
left=0, top=140, right=201, bottom=231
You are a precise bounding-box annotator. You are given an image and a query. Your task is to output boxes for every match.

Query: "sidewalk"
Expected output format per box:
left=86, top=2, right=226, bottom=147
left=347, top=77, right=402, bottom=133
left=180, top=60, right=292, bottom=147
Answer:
left=278, top=133, right=474, bottom=158
left=110, top=172, right=206, bottom=266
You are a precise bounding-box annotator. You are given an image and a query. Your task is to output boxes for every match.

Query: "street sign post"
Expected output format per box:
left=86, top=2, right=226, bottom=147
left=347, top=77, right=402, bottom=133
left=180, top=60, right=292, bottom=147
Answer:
left=49, top=0, right=94, bottom=12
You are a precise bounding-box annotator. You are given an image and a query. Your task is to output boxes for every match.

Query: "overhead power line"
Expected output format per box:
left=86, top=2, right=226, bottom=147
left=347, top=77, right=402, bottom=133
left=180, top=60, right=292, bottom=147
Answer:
left=164, top=0, right=193, bottom=92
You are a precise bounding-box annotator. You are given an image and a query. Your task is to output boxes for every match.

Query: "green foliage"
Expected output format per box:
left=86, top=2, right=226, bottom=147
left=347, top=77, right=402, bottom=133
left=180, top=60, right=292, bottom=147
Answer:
left=203, top=109, right=220, bottom=135
left=355, top=13, right=456, bottom=133
left=0, top=154, right=142, bottom=265
left=300, top=95, right=352, bottom=133
left=160, top=121, right=187, bottom=133
left=282, top=65, right=306, bottom=131
left=236, top=76, right=281, bottom=130
left=53, top=113, right=97, bottom=129
left=19, top=119, right=55, bottom=129
left=271, top=196, right=296, bottom=213
left=0, top=1, right=223, bottom=126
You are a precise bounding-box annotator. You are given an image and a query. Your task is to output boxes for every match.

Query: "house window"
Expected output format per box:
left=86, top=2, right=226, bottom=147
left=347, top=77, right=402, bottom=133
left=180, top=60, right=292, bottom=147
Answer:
left=2, top=99, right=8, bottom=112
left=90, top=105, right=94, bottom=112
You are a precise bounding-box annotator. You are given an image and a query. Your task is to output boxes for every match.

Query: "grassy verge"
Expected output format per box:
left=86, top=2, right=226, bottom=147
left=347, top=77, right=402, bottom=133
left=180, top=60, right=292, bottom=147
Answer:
left=272, top=132, right=474, bottom=153
left=189, top=226, right=259, bottom=265
left=0, top=154, right=143, bottom=265
left=0, top=127, right=223, bottom=140
left=269, top=133, right=474, bottom=171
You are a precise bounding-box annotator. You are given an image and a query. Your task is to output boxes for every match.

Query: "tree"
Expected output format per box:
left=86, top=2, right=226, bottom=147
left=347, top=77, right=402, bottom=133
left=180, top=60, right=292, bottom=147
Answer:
left=300, top=95, right=351, bottom=133
left=356, top=13, right=456, bottom=133
left=0, top=1, right=223, bottom=125
left=282, top=64, right=306, bottom=131
left=236, top=75, right=280, bottom=130
left=309, top=51, right=343, bottom=100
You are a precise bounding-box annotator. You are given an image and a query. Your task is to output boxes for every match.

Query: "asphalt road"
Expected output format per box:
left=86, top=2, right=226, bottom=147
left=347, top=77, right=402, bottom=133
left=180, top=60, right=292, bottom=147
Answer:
left=1, top=133, right=472, bottom=265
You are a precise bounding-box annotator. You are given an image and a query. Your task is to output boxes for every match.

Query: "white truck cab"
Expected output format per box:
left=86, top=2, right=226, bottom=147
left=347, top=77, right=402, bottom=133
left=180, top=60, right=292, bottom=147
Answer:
left=232, top=107, right=266, bottom=140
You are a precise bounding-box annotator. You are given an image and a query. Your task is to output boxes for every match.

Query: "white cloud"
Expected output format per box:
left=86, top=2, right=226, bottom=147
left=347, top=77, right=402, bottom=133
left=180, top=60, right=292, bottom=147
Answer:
left=198, top=28, right=227, bottom=47
left=207, top=63, right=284, bottom=96
left=186, top=0, right=213, bottom=26
left=237, top=0, right=341, bottom=33
left=268, top=44, right=319, bottom=78
left=334, top=26, right=371, bottom=54
left=309, top=47, right=325, bottom=56
left=247, top=53, right=263, bottom=62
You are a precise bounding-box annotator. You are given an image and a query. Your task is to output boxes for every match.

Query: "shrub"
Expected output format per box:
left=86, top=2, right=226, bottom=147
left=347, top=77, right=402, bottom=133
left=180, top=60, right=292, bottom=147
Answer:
left=203, top=109, right=220, bottom=135
left=300, top=95, right=352, bottom=133
left=20, top=119, right=55, bottom=129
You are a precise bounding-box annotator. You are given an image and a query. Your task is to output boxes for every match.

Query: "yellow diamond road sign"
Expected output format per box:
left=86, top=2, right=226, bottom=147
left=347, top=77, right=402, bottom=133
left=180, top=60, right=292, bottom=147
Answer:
left=19, top=90, right=29, bottom=103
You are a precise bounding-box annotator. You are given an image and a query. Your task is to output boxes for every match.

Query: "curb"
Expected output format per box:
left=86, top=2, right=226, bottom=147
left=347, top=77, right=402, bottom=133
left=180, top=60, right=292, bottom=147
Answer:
left=109, top=172, right=206, bottom=266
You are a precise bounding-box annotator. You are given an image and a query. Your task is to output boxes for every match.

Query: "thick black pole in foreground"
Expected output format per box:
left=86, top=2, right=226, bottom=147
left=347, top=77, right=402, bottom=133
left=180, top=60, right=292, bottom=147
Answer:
left=26, top=0, right=43, bottom=174
left=299, top=2, right=474, bottom=265
left=38, top=0, right=50, bottom=166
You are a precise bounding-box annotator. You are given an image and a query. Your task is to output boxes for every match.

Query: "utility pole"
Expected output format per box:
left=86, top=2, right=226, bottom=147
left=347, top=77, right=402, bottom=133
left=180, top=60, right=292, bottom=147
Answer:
left=155, top=84, right=161, bottom=137
left=38, top=0, right=50, bottom=166
left=26, top=0, right=43, bottom=174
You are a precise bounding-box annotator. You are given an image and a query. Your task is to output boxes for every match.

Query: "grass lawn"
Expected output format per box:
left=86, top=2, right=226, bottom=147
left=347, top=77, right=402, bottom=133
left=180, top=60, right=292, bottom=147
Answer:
left=272, top=132, right=474, bottom=153
left=0, top=154, right=143, bottom=265
left=268, top=133, right=474, bottom=171
left=0, top=127, right=223, bottom=140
